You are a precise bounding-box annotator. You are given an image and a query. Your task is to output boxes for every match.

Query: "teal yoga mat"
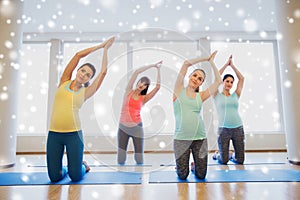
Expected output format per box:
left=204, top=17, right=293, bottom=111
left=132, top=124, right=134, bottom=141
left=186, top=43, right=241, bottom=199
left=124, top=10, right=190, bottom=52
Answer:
left=0, top=171, right=142, bottom=186
left=149, top=169, right=300, bottom=183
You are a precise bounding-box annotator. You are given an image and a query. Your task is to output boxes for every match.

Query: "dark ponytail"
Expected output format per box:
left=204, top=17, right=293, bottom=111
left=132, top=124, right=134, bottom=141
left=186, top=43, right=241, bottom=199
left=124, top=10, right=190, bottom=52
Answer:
left=139, top=76, right=150, bottom=95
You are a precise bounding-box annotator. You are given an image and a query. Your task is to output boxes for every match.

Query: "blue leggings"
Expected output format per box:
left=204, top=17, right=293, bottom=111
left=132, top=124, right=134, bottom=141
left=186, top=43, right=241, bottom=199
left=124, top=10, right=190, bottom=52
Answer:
left=46, top=131, right=87, bottom=182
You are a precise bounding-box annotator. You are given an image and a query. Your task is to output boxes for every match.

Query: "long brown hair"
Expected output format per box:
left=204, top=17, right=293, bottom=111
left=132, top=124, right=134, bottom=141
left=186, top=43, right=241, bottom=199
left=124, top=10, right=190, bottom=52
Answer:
left=138, top=76, right=150, bottom=95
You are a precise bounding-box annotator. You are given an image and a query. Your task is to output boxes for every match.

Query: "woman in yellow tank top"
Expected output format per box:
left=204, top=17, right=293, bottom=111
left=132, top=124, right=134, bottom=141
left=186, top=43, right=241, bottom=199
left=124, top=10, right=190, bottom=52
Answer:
left=46, top=37, right=115, bottom=182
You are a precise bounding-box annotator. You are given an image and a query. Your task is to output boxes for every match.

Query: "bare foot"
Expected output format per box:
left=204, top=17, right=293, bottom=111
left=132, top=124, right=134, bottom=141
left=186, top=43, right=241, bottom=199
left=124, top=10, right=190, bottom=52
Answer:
left=191, top=162, right=195, bottom=172
left=212, top=150, right=219, bottom=160
left=229, top=150, right=234, bottom=160
left=83, top=161, right=90, bottom=173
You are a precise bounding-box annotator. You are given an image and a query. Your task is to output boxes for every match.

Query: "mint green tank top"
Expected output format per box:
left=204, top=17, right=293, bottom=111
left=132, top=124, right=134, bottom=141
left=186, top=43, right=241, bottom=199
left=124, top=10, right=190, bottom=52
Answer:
left=173, top=88, right=206, bottom=140
left=214, top=92, right=243, bottom=128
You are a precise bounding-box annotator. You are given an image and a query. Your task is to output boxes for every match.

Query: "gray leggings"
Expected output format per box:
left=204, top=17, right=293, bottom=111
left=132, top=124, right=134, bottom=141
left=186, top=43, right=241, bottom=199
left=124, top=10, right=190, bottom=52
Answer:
left=174, top=139, right=208, bottom=180
left=217, top=126, right=245, bottom=164
left=117, top=123, right=144, bottom=164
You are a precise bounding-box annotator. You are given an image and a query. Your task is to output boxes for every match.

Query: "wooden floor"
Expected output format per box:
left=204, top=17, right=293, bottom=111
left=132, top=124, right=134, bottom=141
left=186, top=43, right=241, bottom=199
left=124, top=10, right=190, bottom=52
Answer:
left=0, top=152, right=299, bottom=200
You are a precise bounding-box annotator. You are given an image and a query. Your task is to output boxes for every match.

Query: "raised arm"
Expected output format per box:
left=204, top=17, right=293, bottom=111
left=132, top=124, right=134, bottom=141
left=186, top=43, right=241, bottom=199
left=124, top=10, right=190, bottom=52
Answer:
left=200, top=51, right=222, bottom=102
left=125, top=61, right=163, bottom=95
left=230, top=57, right=244, bottom=97
left=212, top=55, right=231, bottom=97
left=143, top=64, right=161, bottom=104
left=84, top=37, right=115, bottom=100
left=58, top=39, right=110, bottom=87
left=173, top=56, right=209, bottom=100
left=219, top=55, right=231, bottom=75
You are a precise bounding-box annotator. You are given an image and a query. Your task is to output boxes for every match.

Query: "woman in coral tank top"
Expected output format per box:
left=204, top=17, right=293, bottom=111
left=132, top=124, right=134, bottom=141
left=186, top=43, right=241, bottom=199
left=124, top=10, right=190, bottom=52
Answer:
left=117, top=61, right=162, bottom=165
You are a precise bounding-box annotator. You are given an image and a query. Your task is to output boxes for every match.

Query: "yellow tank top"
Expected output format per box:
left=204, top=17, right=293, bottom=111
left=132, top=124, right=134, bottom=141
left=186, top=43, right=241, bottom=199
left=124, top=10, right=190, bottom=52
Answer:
left=49, top=80, right=85, bottom=132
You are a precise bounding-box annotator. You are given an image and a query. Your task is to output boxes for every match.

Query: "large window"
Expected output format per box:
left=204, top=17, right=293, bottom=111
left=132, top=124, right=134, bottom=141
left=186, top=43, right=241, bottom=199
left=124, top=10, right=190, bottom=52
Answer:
left=17, top=39, right=282, bottom=137
left=17, top=43, right=50, bottom=135
left=211, top=41, right=282, bottom=133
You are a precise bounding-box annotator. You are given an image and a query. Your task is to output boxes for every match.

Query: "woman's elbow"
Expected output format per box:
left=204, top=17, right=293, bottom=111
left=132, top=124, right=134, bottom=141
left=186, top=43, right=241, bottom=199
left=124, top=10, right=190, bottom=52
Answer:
left=156, top=85, right=161, bottom=90
left=183, top=60, right=191, bottom=67
left=100, top=70, right=107, bottom=77
left=239, top=76, right=245, bottom=82
left=215, top=77, right=222, bottom=85
left=75, top=52, right=83, bottom=58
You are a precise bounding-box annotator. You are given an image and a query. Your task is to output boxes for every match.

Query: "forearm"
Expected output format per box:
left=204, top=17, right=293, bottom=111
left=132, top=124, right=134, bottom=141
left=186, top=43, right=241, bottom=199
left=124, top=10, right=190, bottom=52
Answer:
left=133, top=63, right=156, bottom=75
left=210, top=61, right=222, bottom=84
left=156, top=68, right=161, bottom=88
left=100, top=48, right=108, bottom=75
left=76, top=42, right=105, bottom=58
left=184, top=56, right=209, bottom=67
left=219, top=64, right=227, bottom=76
left=231, top=64, right=244, bottom=80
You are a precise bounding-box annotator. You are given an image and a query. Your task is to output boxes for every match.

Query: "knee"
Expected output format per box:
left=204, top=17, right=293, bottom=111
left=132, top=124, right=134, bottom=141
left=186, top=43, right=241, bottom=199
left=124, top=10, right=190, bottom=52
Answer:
left=177, top=173, right=189, bottom=180
left=234, top=158, right=244, bottom=164
left=48, top=168, right=66, bottom=182
left=195, top=173, right=206, bottom=180
left=218, top=154, right=229, bottom=164
left=176, top=169, right=189, bottom=180
left=134, top=153, right=143, bottom=164
left=194, top=167, right=207, bottom=179
left=68, top=168, right=84, bottom=182
left=69, top=173, right=83, bottom=182
left=117, top=155, right=126, bottom=165
left=48, top=172, right=65, bottom=182
left=49, top=176, right=63, bottom=182
left=218, top=159, right=229, bottom=165
left=232, top=154, right=244, bottom=164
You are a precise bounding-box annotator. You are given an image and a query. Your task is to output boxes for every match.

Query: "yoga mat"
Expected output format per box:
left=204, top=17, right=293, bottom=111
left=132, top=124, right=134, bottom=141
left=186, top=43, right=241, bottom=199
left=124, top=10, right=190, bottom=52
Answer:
left=149, top=169, right=300, bottom=183
left=28, top=164, right=152, bottom=168
left=160, top=162, right=286, bottom=167
left=0, top=171, right=142, bottom=186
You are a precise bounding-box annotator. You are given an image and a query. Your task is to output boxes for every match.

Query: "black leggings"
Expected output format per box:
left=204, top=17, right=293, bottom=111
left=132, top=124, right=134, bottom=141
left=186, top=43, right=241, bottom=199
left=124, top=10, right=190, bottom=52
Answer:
left=217, top=126, right=245, bottom=164
left=174, top=139, right=208, bottom=180
left=117, top=123, right=144, bottom=164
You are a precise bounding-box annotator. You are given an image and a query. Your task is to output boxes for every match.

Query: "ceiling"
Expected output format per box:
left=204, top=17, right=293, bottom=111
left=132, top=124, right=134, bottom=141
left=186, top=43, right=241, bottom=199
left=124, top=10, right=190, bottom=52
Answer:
left=21, top=0, right=278, bottom=34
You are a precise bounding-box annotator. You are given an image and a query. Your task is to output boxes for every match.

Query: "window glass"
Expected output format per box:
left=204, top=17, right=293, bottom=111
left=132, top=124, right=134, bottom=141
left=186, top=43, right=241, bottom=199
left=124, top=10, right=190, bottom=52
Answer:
left=131, top=42, right=198, bottom=135
left=17, top=43, right=50, bottom=134
left=211, top=42, right=281, bottom=132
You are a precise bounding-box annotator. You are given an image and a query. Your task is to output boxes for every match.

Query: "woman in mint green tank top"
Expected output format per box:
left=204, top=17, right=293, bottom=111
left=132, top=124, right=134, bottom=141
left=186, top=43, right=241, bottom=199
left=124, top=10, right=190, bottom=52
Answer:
left=173, top=51, right=222, bottom=180
left=213, top=55, right=245, bottom=165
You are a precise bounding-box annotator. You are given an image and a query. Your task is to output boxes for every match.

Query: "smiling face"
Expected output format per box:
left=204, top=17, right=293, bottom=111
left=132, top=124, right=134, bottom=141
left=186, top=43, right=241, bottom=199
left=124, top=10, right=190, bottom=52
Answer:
left=75, top=65, right=94, bottom=85
left=188, top=69, right=205, bottom=90
left=136, top=76, right=150, bottom=95
left=136, top=80, right=148, bottom=91
left=223, top=75, right=234, bottom=91
left=223, top=76, right=234, bottom=90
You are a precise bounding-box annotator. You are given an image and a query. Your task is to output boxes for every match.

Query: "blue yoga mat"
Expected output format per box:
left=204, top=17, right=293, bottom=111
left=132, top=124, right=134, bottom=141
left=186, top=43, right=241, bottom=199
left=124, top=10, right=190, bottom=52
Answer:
left=0, top=171, right=142, bottom=186
left=28, top=164, right=152, bottom=168
left=149, top=169, right=300, bottom=183
left=160, top=162, right=286, bottom=166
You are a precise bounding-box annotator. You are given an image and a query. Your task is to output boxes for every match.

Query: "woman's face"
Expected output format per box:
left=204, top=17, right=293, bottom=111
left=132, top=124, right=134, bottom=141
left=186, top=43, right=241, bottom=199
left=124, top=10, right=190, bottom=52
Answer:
left=189, top=70, right=205, bottom=89
left=223, top=77, right=234, bottom=90
left=76, top=65, right=94, bottom=84
left=136, top=80, right=148, bottom=91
